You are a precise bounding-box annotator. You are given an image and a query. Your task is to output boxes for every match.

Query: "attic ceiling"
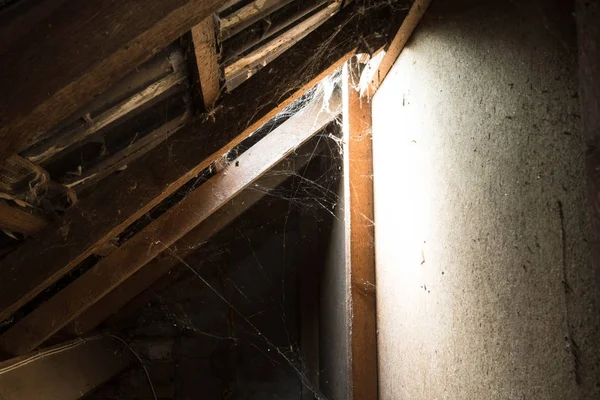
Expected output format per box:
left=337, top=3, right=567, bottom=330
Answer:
left=0, top=0, right=413, bottom=358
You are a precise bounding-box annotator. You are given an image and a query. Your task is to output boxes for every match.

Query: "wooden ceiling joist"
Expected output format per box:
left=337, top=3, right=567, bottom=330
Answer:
left=66, top=139, right=328, bottom=336
left=0, top=0, right=229, bottom=161
left=0, top=0, right=407, bottom=326
left=0, top=201, right=48, bottom=237
left=0, top=88, right=342, bottom=356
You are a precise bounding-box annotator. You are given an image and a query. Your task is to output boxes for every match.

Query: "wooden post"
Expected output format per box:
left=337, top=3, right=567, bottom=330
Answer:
left=192, top=16, right=221, bottom=109
left=343, top=61, right=378, bottom=400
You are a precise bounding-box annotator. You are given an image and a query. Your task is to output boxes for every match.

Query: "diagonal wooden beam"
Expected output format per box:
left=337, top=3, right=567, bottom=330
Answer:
left=0, top=88, right=342, bottom=356
left=0, top=335, right=133, bottom=398
left=192, top=16, right=222, bottom=109
left=368, top=0, right=432, bottom=94
left=0, top=0, right=408, bottom=324
left=0, top=0, right=229, bottom=161
left=65, top=139, right=326, bottom=336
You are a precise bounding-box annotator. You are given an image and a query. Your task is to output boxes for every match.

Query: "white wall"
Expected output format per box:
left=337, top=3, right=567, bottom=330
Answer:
left=372, top=0, right=600, bottom=398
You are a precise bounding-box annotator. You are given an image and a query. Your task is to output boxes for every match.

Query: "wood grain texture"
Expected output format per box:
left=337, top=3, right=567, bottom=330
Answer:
left=65, top=144, right=322, bottom=335
left=0, top=0, right=227, bottom=160
left=0, top=90, right=341, bottom=355
left=344, top=63, right=378, bottom=400
left=0, top=0, right=407, bottom=324
left=220, top=0, right=294, bottom=40
left=192, top=17, right=221, bottom=108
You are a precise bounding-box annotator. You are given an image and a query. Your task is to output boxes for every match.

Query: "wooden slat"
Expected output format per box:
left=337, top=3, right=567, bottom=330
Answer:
left=0, top=0, right=407, bottom=324
left=0, top=201, right=49, bottom=236
left=225, top=1, right=341, bottom=91
left=0, top=0, right=229, bottom=161
left=66, top=143, right=323, bottom=335
left=220, top=0, right=294, bottom=40
left=23, top=63, right=188, bottom=165
left=343, top=62, right=378, bottom=399
left=0, top=335, right=133, bottom=399
left=192, top=17, right=222, bottom=109
left=0, top=89, right=342, bottom=356
left=368, top=0, right=431, bottom=94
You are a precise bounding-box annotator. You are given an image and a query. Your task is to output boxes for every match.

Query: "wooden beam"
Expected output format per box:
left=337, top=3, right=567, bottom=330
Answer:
left=0, top=0, right=229, bottom=161
left=368, top=0, right=431, bottom=94
left=22, top=59, right=188, bottom=165
left=65, top=142, right=323, bottom=335
left=343, top=62, right=378, bottom=399
left=0, top=0, right=407, bottom=325
left=192, top=17, right=222, bottom=108
left=0, top=89, right=342, bottom=356
left=220, top=0, right=294, bottom=40
left=0, top=201, right=49, bottom=237
left=0, top=335, right=133, bottom=399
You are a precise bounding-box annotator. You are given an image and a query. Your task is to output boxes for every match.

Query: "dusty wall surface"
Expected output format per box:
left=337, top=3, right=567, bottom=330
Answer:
left=372, top=0, right=600, bottom=399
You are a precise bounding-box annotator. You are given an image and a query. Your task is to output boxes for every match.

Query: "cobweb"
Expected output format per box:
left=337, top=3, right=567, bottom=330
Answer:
left=78, top=1, right=407, bottom=399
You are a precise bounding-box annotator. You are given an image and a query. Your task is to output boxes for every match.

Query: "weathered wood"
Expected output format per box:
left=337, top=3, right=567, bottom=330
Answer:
left=64, top=104, right=192, bottom=192
left=0, top=156, right=48, bottom=201
left=23, top=60, right=188, bottom=165
left=0, top=0, right=229, bottom=161
left=0, top=335, right=133, bottom=399
left=192, top=17, right=222, bottom=108
left=0, top=0, right=407, bottom=324
left=343, top=62, right=378, bottom=400
left=22, top=47, right=182, bottom=150
left=220, top=0, right=294, bottom=40
left=0, top=201, right=49, bottom=236
left=0, top=89, right=342, bottom=355
left=368, top=0, right=431, bottom=94
left=66, top=143, right=322, bottom=335
left=225, top=1, right=341, bottom=90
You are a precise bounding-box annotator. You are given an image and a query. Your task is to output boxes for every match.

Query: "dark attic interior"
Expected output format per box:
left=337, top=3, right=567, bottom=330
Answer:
left=0, top=0, right=600, bottom=399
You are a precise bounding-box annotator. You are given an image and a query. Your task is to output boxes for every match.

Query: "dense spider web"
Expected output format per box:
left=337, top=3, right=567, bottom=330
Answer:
left=80, top=1, right=407, bottom=399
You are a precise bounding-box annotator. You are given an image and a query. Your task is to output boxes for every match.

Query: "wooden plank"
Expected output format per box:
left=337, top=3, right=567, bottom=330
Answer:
left=225, top=1, right=341, bottom=91
left=0, top=335, right=133, bottom=399
left=0, top=201, right=49, bottom=236
left=65, top=143, right=322, bottom=335
left=0, top=0, right=229, bottom=161
left=0, top=89, right=342, bottom=356
left=343, top=62, right=378, bottom=399
left=0, top=0, right=407, bottom=324
left=220, top=0, right=294, bottom=40
left=192, top=17, right=222, bottom=109
left=368, top=0, right=431, bottom=94
left=23, top=62, right=188, bottom=165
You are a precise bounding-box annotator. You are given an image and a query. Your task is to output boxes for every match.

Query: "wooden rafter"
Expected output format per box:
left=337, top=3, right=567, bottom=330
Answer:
left=65, top=139, right=327, bottom=336
left=368, top=0, right=432, bottom=94
left=192, top=16, right=222, bottom=108
left=0, top=0, right=408, bottom=325
left=0, top=0, right=229, bottom=161
left=0, top=88, right=342, bottom=356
